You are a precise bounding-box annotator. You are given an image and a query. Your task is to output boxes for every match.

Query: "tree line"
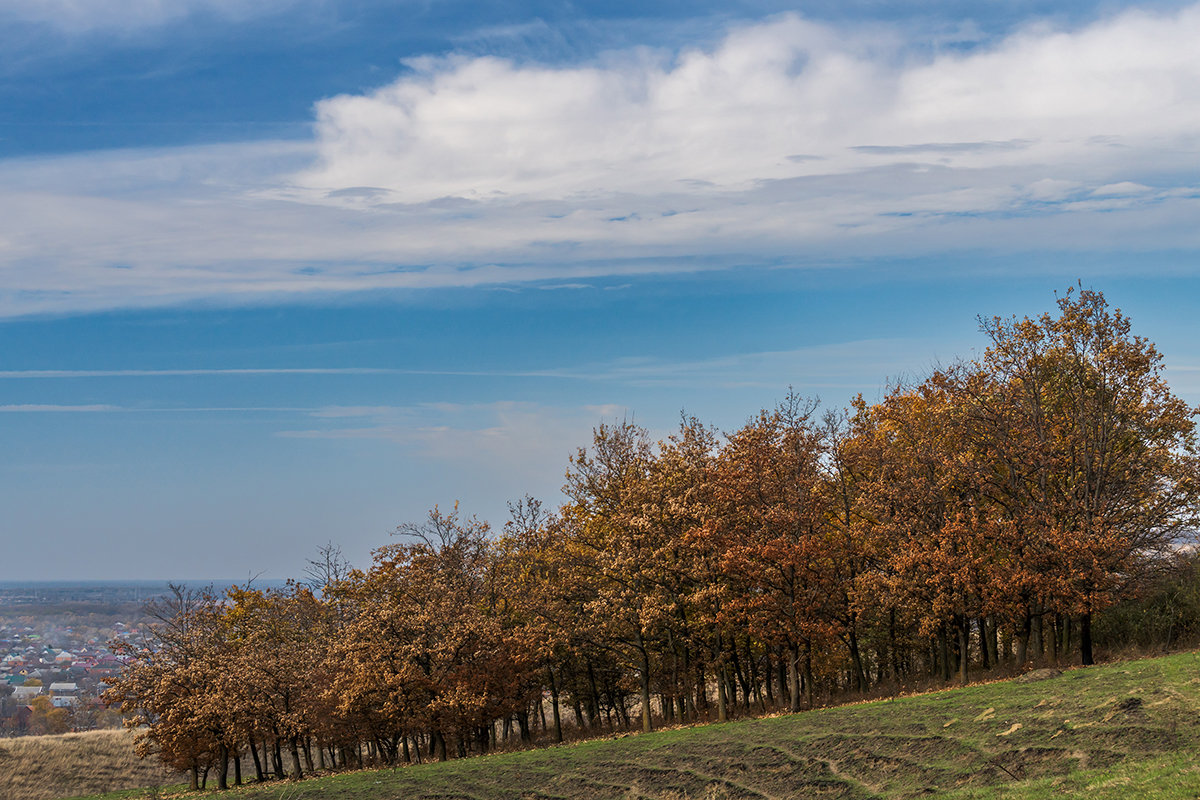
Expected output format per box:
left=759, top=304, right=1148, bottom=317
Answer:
left=105, top=288, right=1200, bottom=790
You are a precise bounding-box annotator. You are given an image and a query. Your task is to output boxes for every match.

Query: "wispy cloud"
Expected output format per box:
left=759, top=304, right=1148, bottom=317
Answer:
left=0, top=0, right=304, bottom=34
left=542, top=338, right=954, bottom=390
left=0, top=337, right=948, bottom=389
left=0, top=404, right=311, bottom=412
left=278, top=401, right=629, bottom=472
left=0, top=368, right=406, bottom=379
left=2, top=6, right=1200, bottom=315
left=0, top=404, right=121, bottom=412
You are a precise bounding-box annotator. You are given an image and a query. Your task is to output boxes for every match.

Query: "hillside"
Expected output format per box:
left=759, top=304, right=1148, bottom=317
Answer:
left=0, top=729, right=175, bottom=800
left=73, top=650, right=1200, bottom=800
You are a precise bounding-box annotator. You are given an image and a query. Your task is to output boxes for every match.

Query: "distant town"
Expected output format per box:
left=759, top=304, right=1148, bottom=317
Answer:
left=0, top=581, right=279, bottom=735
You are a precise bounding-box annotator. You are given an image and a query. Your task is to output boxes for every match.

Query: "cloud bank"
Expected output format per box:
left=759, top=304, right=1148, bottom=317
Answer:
left=3, top=5, right=1200, bottom=315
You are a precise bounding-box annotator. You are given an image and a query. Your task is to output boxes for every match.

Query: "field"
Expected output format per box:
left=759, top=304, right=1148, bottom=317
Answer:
left=73, top=651, right=1200, bottom=800
left=0, top=729, right=176, bottom=800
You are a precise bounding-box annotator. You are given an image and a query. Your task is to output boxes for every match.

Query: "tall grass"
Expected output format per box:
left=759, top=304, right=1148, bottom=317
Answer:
left=0, top=729, right=175, bottom=800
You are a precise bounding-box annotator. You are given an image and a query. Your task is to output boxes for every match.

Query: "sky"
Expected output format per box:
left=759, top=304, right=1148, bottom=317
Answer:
left=2, top=0, right=1200, bottom=581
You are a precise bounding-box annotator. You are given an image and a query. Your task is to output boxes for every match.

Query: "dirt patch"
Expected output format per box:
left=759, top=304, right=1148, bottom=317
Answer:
left=785, top=778, right=865, bottom=798
left=591, top=762, right=713, bottom=796
left=1113, top=696, right=1144, bottom=714
left=802, top=733, right=973, bottom=765
left=990, top=746, right=1076, bottom=781
left=1017, top=668, right=1063, bottom=683
left=1083, top=749, right=1125, bottom=769
left=1087, top=726, right=1180, bottom=752
left=837, top=751, right=950, bottom=787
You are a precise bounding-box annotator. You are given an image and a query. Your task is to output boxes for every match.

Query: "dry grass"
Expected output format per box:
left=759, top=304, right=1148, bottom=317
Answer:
left=0, top=729, right=177, bottom=800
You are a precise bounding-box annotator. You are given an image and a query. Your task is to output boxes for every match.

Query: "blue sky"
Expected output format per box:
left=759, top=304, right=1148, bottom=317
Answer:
left=2, top=0, right=1199, bottom=580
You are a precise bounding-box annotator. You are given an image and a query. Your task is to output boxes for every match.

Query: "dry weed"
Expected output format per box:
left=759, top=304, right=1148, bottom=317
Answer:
left=0, top=729, right=177, bottom=800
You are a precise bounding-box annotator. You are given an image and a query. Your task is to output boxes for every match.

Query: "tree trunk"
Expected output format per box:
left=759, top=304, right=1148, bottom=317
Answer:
left=730, top=644, right=751, bottom=712
left=571, top=690, right=585, bottom=730
left=978, top=617, right=990, bottom=670
left=1080, top=612, right=1094, bottom=665
left=1016, top=613, right=1030, bottom=667
left=848, top=623, right=868, bottom=693
left=804, top=642, right=815, bottom=709
left=190, top=763, right=199, bottom=791
left=764, top=653, right=775, bottom=707
left=1030, top=604, right=1044, bottom=666
left=747, top=638, right=765, bottom=712
left=716, top=662, right=728, bottom=722
left=587, top=660, right=602, bottom=729
left=548, top=668, right=563, bottom=742
left=517, top=709, right=532, bottom=743
left=889, top=608, right=902, bottom=681
left=958, top=617, right=969, bottom=684
left=787, top=643, right=800, bottom=712
left=249, top=738, right=264, bottom=783
left=776, top=651, right=788, bottom=709
left=639, top=654, right=653, bottom=733
left=939, top=625, right=951, bottom=682
left=290, top=737, right=303, bottom=780
left=477, top=725, right=490, bottom=755
left=216, top=743, right=229, bottom=791
left=986, top=616, right=1000, bottom=670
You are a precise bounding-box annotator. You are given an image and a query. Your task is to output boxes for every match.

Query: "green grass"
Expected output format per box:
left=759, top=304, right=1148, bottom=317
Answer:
left=73, top=652, right=1200, bottom=800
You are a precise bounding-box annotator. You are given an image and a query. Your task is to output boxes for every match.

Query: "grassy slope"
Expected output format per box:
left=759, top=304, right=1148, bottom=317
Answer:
left=77, top=651, right=1200, bottom=800
left=0, top=729, right=176, bottom=800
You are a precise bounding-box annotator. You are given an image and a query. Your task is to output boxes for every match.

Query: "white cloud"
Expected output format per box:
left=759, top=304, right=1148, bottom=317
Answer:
left=3, top=6, right=1200, bottom=315
left=1092, top=181, right=1152, bottom=197
left=298, top=7, right=1200, bottom=203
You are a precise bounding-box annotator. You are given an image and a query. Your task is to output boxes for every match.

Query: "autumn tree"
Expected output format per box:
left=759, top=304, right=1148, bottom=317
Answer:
left=710, top=395, right=839, bottom=709
left=27, top=695, right=70, bottom=735
left=962, top=287, right=1200, bottom=665
left=563, top=421, right=662, bottom=732
left=852, top=383, right=998, bottom=683
left=105, top=585, right=236, bottom=790
left=328, top=506, right=534, bottom=761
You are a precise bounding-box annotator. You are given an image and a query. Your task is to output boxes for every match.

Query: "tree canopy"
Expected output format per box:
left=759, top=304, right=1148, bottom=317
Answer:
left=106, top=288, right=1200, bottom=788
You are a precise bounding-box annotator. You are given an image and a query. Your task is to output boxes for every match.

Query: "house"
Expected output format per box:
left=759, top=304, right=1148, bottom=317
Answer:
left=49, top=682, right=78, bottom=695
left=11, top=685, right=42, bottom=702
